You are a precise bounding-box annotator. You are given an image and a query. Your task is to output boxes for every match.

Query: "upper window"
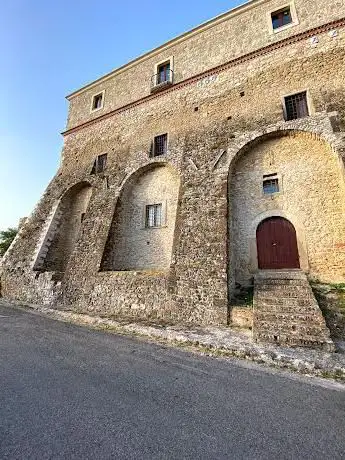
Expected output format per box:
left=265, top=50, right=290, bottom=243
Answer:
left=271, top=7, right=292, bottom=30
left=263, top=176, right=279, bottom=195
left=91, top=91, right=104, bottom=112
left=152, top=134, right=168, bottom=157
left=145, top=204, right=162, bottom=228
left=284, top=91, right=309, bottom=120
left=157, top=61, right=171, bottom=84
left=91, top=153, right=107, bottom=174
left=151, top=58, right=174, bottom=92
left=268, top=3, right=298, bottom=34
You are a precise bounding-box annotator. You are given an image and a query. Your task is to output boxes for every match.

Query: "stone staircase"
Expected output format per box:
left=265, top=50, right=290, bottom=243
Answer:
left=32, top=203, right=63, bottom=271
left=253, top=270, right=334, bottom=351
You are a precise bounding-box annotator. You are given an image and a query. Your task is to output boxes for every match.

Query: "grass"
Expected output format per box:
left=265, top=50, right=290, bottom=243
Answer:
left=231, top=285, right=254, bottom=307
left=311, top=282, right=345, bottom=340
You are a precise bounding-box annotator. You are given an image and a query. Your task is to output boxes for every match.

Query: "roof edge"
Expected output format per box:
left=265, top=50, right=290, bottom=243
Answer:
left=66, top=0, right=268, bottom=100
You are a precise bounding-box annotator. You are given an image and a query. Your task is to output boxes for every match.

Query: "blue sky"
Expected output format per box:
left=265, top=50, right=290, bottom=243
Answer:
left=1, top=0, right=243, bottom=230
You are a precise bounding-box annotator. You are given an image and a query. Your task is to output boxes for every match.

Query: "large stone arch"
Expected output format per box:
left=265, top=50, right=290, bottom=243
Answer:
left=33, top=181, right=93, bottom=273
left=228, top=129, right=345, bottom=288
left=101, top=162, right=180, bottom=271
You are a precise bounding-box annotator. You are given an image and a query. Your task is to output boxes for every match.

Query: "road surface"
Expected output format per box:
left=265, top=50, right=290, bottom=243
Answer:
left=0, top=304, right=344, bottom=459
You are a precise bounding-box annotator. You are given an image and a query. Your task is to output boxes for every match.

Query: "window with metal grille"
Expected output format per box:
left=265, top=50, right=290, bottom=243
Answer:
left=271, top=7, right=292, bottom=30
left=145, top=204, right=162, bottom=228
left=157, top=61, right=171, bottom=84
left=263, top=177, right=279, bottom=195
left=153, top=134, right=168, bottom=157
left=284, top=92, right=309, bottom=120
left=91, top=153, right=107, bottom=174
left=92, top=92, right=103, bottom=111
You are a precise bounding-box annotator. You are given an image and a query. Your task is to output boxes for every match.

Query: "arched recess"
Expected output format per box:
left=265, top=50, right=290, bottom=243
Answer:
left=228, top=130, right=345, bottom=287
left=101, top=163, right=180, bottom=271
left=34, top=182, right=92, bottom=273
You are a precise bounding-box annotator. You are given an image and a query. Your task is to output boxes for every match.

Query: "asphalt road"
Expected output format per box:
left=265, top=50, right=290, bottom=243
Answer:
left=0, top=304, right=344, bottom=460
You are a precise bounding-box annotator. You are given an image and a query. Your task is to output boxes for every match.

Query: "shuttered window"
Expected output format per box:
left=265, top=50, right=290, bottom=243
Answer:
left=91, top=153, right=107, bottom=174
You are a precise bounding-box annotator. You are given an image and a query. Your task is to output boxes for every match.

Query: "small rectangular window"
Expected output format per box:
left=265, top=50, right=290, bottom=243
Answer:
left=157, top=61, right=171, bottom=84
left=271, top=7, right=292, bottom=30
left=91, top=92, right=104, bottom=111
left=91, top=153, right=107, bottom=174
left=284, top=92, right=309, bottom=120
left=145, top=204, right=162, bottom=228
left=153, top=134, right=168, bottom=157
left=263, top=177, right=279, bottom=195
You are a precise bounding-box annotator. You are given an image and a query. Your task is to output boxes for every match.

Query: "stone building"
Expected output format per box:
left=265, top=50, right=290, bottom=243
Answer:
left=2, top=0, right=345, bottom=348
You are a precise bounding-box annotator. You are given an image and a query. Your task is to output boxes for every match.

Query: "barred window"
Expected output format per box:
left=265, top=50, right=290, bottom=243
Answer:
left=153, top=134, right=168, bottom=157
left=91, top=153, right=107, bottom=174
left=145, top=204, right=162, bottom=228
left=271, top=7, right=292, bottom=30
left=263, top=177, right=279, bottom=195
left=284, top=92, right=309, bottom=120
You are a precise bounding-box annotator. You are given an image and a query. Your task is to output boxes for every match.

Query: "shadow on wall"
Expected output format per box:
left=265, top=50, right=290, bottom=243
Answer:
left=35, top=182, right=93, bottom=273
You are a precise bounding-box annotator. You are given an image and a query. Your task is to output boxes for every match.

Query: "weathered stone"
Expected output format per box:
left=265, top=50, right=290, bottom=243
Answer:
left=0, top=0, right=345, bottom=346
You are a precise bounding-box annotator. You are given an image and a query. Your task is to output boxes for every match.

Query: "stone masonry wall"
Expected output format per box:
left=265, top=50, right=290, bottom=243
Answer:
left=101, top=164, right=180, bottom=271
left=230, top=132, right=345, bottom=285
left=1, top=9, right=345, bottom=326
left=66, top=0, right=345, bottom=130
left=43, top=183, right=92, bottom=272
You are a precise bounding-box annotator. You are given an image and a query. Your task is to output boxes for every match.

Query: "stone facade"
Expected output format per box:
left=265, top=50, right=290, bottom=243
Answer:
left=1, top=0, right=345, bottom=341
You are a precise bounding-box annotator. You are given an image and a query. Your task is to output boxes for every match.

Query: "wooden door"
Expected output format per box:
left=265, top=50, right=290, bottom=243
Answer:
left=256, top=217, right=300, bottom=269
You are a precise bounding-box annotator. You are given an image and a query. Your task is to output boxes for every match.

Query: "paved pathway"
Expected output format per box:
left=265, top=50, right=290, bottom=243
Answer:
left=0, top=304, right=344, bottom=459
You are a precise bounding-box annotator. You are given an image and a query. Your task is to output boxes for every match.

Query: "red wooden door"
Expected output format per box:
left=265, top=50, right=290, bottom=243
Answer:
left=256, top=217, right=300, bottom=269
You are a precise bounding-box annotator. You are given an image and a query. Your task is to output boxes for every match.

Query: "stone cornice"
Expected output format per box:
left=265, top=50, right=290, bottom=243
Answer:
left=62, top=17, right=345, bottom=137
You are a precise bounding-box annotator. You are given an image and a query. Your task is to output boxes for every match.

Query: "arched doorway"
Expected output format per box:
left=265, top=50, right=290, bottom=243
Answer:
left=256, top=217, right=300, bottom=270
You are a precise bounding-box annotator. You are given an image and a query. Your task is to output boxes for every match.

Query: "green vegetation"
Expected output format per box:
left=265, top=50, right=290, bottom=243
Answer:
left=311, top=282, right=345, bottom=340
left=0, top=228, right=18, bottom=256
left=231, top=285, right=254, bottom=306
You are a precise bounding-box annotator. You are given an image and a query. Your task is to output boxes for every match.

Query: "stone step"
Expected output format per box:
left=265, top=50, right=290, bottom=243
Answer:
left=255, top=300, right=316, bottom=309
left=254, top=312, right=324, bottom=322
left=253, top=271, right=333, bottom=349
left=255, top=285, right=312, bottom=293
left=255, top=281, right=308, bottom=288
left=255, top=270, right=306, bottom=280
left=255, top=290, right=315, bottom=298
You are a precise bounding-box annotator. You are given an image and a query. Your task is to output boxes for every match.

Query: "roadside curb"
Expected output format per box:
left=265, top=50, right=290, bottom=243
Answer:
left=1, top=299, right=344, bottom=382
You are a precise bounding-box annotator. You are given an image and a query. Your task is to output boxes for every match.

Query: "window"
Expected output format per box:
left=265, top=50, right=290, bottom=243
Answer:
left=157, top=61, right=171, bottom=84
left=271, top=6, right=292, bottom=30
left=284, top=91, right=309, bottom=120
left=91, top=91, right=104, bottom=112
left=151, top=58, right=174, bottom=92
left=263, top=174, right=280, bottom=195
left=152, top=134, right=168, bottom=157
left=145, top=204, right=162, bottom=228
left=91, top=153, right=107, bottom=174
